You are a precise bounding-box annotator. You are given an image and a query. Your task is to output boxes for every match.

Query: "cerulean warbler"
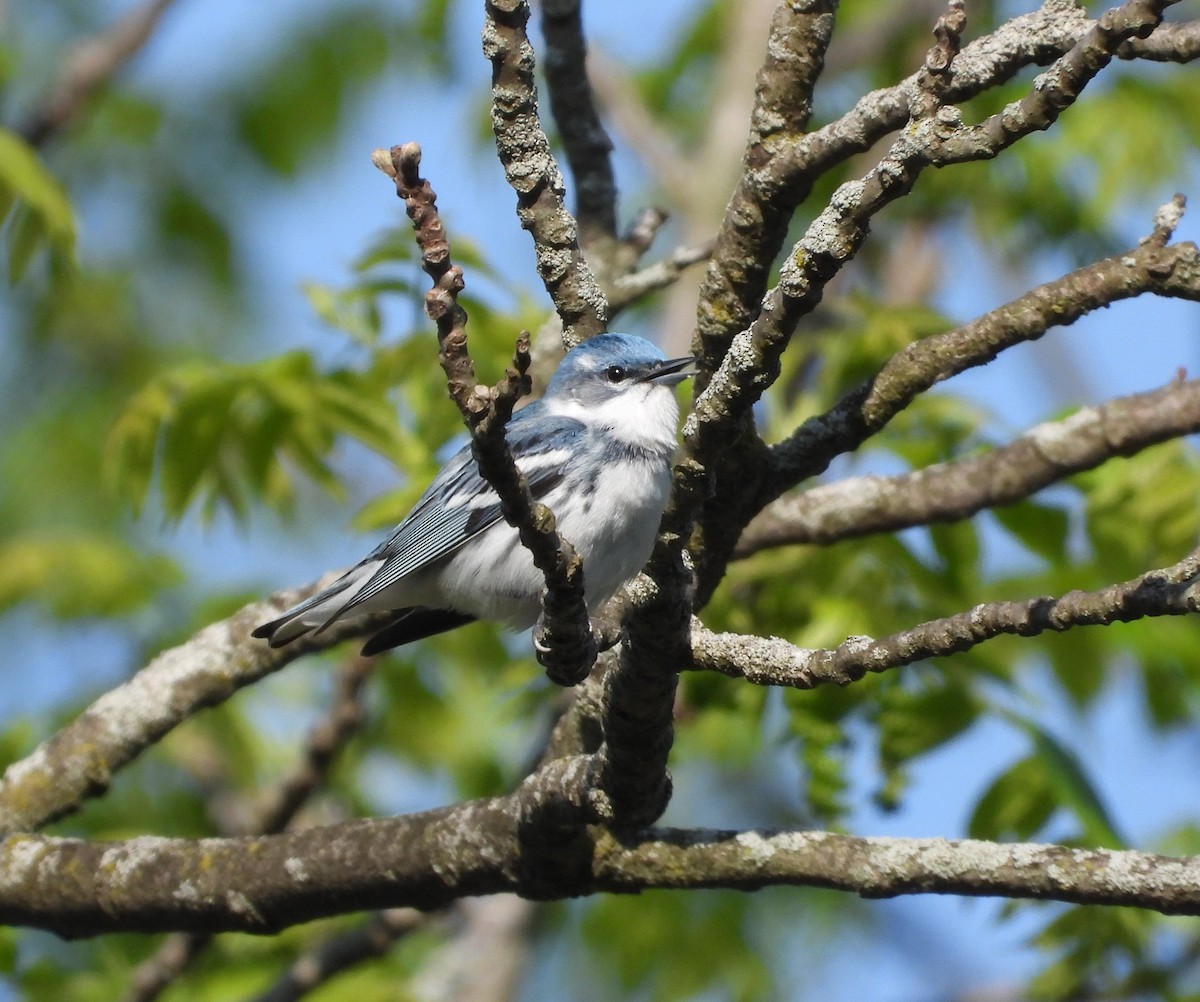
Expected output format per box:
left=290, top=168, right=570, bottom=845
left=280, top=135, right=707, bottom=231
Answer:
left=254, top=333, right=696, bottom=655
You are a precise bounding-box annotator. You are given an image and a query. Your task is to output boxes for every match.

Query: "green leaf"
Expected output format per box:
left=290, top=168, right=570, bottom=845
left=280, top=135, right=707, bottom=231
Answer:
left=0, top=127, right=75, bottom=281
left=969, top=755, right=1057, bottom=841
left=993, top=499, right=1070, bottom=565
left=1008, top=713, right=1126, bottom=849
left=106, top=352, right=406, bottom=522
left=157, top=185, right=235, bottom=287
left=235, top=11, right=396, bottom=175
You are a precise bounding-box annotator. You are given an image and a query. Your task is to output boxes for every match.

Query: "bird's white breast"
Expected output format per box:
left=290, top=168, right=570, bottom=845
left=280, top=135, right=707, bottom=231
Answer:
left=433, top=383, right=680, bottom=627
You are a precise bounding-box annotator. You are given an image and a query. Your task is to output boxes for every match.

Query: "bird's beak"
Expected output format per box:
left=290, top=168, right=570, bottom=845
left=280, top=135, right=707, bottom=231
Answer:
left=641, top=355, right=699, bottom=386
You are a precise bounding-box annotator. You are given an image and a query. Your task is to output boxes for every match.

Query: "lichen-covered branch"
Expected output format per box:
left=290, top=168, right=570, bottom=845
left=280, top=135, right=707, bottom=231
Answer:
left=0, top=749, right=599, bottom=937
left=690, top=0, right=1174, bottom=484
left=0, top=577, right=387, bottom=837
left=375, top=142, right=597, bottom=686
left=693, top=0, right=1199, bottom=379
left=482, top=0, right=608, bottom=346
left=696, top=0, right=1145, bottom=612
left=595, top=828, right=1200, bottom=914
left=7, top=804, right=1200, bottom=936
left=690, top=549, right=1200, bottom=689
left=693, top=0, right=838, bottom=378
left=738, top=376, right=1200, bottom=555
left=583, top=0, right=845, bottom=828
left=763, top=200, right=1200, bottom=503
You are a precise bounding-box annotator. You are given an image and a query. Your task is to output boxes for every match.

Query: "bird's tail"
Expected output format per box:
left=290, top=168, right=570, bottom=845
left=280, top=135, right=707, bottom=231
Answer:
left=252, top=563, right=478, bottom=652
left=252, top=563, right=380, bottom=648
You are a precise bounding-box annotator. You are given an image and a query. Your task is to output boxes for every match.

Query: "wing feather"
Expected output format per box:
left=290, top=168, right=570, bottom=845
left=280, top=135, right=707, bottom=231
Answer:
left=325, top=406, right=582, bottom=616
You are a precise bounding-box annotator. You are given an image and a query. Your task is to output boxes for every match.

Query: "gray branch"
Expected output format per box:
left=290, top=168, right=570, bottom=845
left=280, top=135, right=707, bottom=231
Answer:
left=739, top=376, right=1200, bottom=554
left=0, top=577, right=387, bottom=836
left=690, top=549, right=1200, bottom=689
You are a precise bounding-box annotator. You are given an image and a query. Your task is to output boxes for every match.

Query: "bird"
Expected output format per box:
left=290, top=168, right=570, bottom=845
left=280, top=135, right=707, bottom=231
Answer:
left=253, top=333, right=696, bottom=656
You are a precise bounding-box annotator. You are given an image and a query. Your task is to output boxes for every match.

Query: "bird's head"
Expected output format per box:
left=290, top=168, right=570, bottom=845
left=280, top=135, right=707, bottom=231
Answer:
left=544, top=333, right=697, bottom=408
left=542, top=333, right=697, bottom=450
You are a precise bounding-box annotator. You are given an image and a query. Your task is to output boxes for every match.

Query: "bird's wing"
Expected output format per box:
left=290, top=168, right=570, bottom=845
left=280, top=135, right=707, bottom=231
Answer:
left=335, top=405, right=583, bottom=614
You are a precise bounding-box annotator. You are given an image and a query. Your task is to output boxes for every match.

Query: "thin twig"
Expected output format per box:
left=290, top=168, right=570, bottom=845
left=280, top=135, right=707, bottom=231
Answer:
left=250, top=910, right=425, bottom=1002
left=374, top=143, right=597, bottom=686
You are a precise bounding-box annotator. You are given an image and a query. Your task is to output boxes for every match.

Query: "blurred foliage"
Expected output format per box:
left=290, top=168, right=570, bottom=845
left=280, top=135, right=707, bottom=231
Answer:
left=0, top=127, right=75, bottom=282
left=2, top=0, right=1200, bottom=1001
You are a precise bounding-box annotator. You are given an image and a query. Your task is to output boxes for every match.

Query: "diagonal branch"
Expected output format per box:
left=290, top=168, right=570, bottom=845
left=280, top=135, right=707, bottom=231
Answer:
left=763, top=199, right=1200, bottom=504
left=374, top=142, right=596, bottom=686
left=1119, top=17, right=1200, bottom=60
left=608, top=239, right=714, bottom=313
left=693, top=0, right=838, bottom=377
left=588, top=0, right=845, bottom=834
left=19, top=0, right=181, bottom=147
left=249, top=909, right=425, bottom=1002
left=482, top=0, right=608, bottom=346
left=0, top=577, right=388, bottom=837
left=738, top=375, right=1200, bottom=555
left=690, top=0, right=1176, bottom=486
left=690, top=548, right=1200, bottom=689
left=692, top=0, right=1200, bottom=378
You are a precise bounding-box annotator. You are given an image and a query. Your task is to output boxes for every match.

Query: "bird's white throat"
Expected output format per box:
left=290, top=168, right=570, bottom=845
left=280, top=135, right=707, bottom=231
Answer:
left=547, top=384, right=680, bottom=456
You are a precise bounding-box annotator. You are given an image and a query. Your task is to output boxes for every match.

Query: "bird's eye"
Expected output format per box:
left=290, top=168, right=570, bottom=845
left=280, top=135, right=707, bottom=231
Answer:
left=605, top=365, right=627, bottom=383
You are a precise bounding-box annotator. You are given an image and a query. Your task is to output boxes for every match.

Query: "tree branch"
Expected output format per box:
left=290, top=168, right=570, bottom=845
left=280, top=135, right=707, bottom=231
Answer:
left=0, top=577, right=387, bottom=836
left=482, top=0, right=608, bottom=346
left=690, top=0, right=1175, bottom=486
left=608, top=239, right=714, bottom=313
left=250, top=909, right=425, bottom=1002
left=18, top=0, right=180, bottom=147
left=582, top=0, right=846, bottom=827
left=692, top=0, right=1200, bottom=379
left=689, top=548, right=1200, bottom=689
left=0, top=749, right=601, bottom=937
left=693, top=0, right=838, bottom=377
left=763, top=200, right=1200, bottom=504
left=374, top=142, right=597, bottom=686
left=538, top=0, right=618, bottom=245
left=738, top=375, right=1200, bottom=555
left=7, top=804, right=1200, bottom=936
left=1119, top=17, right=1200, bottom=60
left=594, top=827, right=1200, bottom=914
